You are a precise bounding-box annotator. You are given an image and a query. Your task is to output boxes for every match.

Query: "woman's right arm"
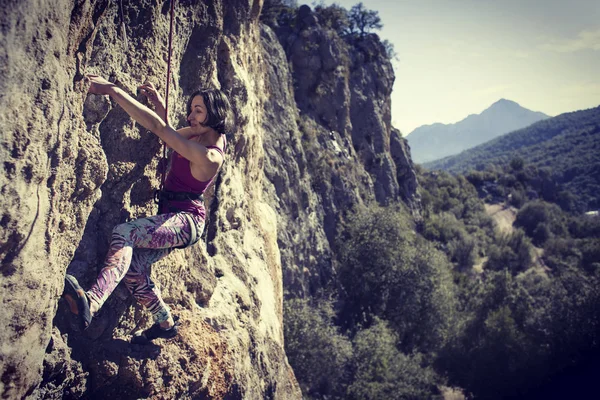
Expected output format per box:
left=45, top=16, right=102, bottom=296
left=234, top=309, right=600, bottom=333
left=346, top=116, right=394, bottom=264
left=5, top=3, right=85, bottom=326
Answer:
left=138, top=81, right=167, bottom=122
left=139, top=81, right=195, bottom=139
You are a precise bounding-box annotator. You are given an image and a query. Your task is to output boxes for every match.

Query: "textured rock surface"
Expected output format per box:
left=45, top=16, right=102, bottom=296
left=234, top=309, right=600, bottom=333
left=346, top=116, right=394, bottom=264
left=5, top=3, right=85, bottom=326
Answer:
left=264, top=6, right=421, bottom=294
left=0, top=1, right=420, bottom=398
left=1, top=0, right=299, bottom=398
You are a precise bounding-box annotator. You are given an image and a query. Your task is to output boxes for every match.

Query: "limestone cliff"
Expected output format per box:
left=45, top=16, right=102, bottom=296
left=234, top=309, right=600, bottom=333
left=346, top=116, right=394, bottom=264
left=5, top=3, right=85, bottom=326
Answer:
left=262, top=5, right=421, bottom=295
left=0, top=1, right=419, bottom=398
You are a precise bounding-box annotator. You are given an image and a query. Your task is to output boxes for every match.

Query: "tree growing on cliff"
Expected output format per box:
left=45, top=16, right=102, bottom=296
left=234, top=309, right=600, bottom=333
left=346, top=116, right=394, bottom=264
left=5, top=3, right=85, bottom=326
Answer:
left=260, top=0, right=298, bottom=27
left=347, top=2, right=383, bottom=37
left=314, top=3, right=350, bottom=35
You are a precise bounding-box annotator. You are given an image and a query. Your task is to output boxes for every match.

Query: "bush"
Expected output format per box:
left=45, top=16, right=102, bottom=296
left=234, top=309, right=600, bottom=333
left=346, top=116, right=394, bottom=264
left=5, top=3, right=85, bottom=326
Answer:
left=508, top=188, right=526, bottom=208
left=313, top=3, right=349, bottom=35
left=510, top=157, right=525, bottom=171
left=347, top=319, right=441, bottom=400
left=438, top=271, right=543, bottom=399
left=337, top=204, right=458, bottom=352
left=543, top=237, right=600, bottom=273
left=515, top=200, right=567, bottom=245
left=485, top=229, right=533, bottom=274
left=284, top=298, right=353, bottom=398
left=260, top=0, right=298, bottom=27
left=423, top=213, right=477, bottom=269
left=447, top=236, right=477, bottom=269
left=381, top=39, right=397, bottom=61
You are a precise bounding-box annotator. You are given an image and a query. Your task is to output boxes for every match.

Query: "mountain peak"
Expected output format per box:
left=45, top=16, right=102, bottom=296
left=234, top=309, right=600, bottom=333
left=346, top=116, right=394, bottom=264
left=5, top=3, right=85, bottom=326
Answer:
left=407, top=100, right=550, bottom=163
left=489, top=98, right=521, bottom=109
left=494, top=98, right=517, bottom=105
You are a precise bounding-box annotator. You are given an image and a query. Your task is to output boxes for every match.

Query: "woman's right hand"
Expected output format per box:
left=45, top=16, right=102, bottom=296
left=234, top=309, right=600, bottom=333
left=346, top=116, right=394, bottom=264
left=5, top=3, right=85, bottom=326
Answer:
left=138, top=81, right=165, bottom=109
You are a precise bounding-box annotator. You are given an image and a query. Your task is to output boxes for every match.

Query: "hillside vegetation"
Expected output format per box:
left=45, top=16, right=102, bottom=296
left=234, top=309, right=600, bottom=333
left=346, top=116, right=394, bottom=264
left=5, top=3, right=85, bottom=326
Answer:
left=285, top=162, right=600, bottom=400
left=426, top=106, right=600, bottom=210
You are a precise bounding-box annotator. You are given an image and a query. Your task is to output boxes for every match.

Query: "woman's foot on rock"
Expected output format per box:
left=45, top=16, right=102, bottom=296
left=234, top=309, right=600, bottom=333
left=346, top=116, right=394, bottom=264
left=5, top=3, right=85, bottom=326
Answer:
left=63, top=274, right=92, bottom=331
left=131, top=322, right=179, bottom=344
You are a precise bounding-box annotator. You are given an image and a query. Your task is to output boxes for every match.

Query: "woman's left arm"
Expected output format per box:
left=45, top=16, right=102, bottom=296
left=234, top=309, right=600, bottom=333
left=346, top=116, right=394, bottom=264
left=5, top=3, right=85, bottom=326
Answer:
left=87, top=75, right=217, bottom=168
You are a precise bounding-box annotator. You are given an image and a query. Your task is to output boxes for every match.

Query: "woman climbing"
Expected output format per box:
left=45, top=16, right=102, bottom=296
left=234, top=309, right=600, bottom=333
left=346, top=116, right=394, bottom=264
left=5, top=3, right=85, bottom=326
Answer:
left=63, top=75, right=232, bottom=343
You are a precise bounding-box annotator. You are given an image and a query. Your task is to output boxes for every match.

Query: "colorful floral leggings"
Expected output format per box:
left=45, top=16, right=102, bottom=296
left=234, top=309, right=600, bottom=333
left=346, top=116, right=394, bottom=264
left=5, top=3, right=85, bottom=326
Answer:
left=86, top=212, right=204, bottom=323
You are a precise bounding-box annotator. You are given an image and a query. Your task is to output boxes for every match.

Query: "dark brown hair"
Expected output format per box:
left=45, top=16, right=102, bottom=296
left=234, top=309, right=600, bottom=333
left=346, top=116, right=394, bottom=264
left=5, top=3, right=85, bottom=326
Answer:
left=186, top=88, right=234, bottom=135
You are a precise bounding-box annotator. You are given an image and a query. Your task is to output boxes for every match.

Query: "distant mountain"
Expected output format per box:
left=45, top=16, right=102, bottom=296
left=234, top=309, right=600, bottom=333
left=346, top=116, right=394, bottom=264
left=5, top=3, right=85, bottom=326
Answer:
left=407, top=99, right=550, bottom=163
left=425, top=106, right=600, bottom=210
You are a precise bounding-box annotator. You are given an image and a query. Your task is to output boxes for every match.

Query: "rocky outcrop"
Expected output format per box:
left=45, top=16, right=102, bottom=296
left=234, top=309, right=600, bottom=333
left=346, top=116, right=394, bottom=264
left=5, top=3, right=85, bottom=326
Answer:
left=262, top=5, right=421, bottom=294
left=0, top=1, right=420, bottom=398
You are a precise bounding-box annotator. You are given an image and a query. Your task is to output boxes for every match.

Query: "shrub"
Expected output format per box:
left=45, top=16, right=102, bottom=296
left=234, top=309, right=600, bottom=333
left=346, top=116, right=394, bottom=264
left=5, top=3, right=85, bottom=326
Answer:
left=485, top=229, right=533, bottom=274
left=465, top=170, right=486, bottom=187
left=514, top=200, right=567, bottom=245
left=447, top=236, right=477, bottom=269
left=313, top=3, right=349, bottom=35
left=438, top=271, right=543, bottom=399
left=260, top=0, right=298, bottom=27
left=347, top=319, right=441, bottom=400
left=337, top=205, right=458, bottom=352
left=381, top=39, right=397, bottom=61
left=509, top=188, right=526, bottom=208
left=284, top=298, right=353, bottom=398
left=422, top=213, right=477, bottom=269
left=510, top=157, right=525, bottom=171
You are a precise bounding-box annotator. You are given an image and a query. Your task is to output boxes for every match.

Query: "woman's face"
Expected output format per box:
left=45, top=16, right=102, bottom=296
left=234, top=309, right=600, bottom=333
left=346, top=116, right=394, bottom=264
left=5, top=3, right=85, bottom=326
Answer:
left=187, top=95, right=208, bottom=128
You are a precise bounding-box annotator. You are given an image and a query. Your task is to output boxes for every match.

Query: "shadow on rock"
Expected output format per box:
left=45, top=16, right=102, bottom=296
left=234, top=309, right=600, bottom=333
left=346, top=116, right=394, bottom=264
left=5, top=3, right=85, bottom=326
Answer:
left=103, top=338, right=162, bottom=362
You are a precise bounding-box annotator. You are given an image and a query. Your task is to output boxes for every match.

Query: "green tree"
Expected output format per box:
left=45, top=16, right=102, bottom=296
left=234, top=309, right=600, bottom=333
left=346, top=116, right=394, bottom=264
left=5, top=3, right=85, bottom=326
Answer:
left=284, top=298, right=353, bottom=398
left=510, top=156, right=525, bottom=171
left=337, top=205, right=457, bottom=352
left=347, top=319, right=440, bottom=400
left=514, top=200, right=567, bottom=245
left=438, top=271, right=541, bottom=399
left=347, top=2, right=383, bottom=37
left=485, top=229, right=533, bottom=274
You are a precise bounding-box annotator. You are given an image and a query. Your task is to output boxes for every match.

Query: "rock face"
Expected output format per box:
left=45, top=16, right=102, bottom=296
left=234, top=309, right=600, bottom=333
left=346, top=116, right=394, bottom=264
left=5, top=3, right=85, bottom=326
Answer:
left=263, top=5, right=421, bottom=295
left=0, top=1, right=420, bottom=398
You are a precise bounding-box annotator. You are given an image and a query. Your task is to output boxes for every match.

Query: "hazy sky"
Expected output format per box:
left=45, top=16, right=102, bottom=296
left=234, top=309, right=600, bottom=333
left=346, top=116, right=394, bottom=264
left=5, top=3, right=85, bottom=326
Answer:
left=320, top=0, right=600, bottom=134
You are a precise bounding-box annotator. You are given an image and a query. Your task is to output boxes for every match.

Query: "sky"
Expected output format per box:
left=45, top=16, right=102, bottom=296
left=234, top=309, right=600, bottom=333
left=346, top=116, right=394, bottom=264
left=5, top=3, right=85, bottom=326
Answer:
left=319, top=0, right=600, bottom=135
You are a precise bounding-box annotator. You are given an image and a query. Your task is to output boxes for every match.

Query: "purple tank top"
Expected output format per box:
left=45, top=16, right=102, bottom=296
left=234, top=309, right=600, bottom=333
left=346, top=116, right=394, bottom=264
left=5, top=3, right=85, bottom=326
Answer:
left=162, top=135, right=226, bottom=218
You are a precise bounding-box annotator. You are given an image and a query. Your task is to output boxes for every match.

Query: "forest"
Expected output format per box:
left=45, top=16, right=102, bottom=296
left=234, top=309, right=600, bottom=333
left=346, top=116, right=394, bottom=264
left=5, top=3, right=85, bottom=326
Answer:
left=285, top=162, right=600, bottom=399
left=426, top=106, right=600, bottom=212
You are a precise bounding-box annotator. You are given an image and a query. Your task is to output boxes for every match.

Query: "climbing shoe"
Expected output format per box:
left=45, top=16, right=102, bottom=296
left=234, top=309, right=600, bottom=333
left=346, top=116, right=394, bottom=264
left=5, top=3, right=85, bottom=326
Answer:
left=63, top=274, right=92, bottom=331
left=131, top=320, right=179, bottom=344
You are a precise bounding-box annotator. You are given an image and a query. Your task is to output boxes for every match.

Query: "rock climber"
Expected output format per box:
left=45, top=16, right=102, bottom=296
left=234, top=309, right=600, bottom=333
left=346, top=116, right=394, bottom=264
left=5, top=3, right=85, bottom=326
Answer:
left=62, top=75, right=232, bottom=343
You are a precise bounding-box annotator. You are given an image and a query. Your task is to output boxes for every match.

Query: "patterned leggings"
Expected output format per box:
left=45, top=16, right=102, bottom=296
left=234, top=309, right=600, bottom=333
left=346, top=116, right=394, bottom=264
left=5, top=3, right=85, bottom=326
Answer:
left=86, top=212, right=204, bottom=323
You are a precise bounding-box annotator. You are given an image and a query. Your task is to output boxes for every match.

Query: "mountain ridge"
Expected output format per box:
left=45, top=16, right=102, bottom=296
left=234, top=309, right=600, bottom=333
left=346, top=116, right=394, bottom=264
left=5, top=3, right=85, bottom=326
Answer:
left=407, top=99, right=550, bottom=163
left=425, top=105, right=600, bottom=210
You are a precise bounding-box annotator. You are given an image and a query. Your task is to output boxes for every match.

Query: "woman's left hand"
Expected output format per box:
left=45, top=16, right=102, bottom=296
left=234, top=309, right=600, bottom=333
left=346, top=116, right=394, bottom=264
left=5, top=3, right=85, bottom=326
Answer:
left=86, top=74, right=116, bottom=96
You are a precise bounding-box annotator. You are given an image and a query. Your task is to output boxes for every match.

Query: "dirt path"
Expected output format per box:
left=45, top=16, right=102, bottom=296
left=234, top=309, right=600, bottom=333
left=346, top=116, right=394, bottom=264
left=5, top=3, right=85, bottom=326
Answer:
left=479, top=203, right=549, bottom=275
left=471, top=203, right=517, bottom=273
left=484, top=203, right=517, bottom=234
